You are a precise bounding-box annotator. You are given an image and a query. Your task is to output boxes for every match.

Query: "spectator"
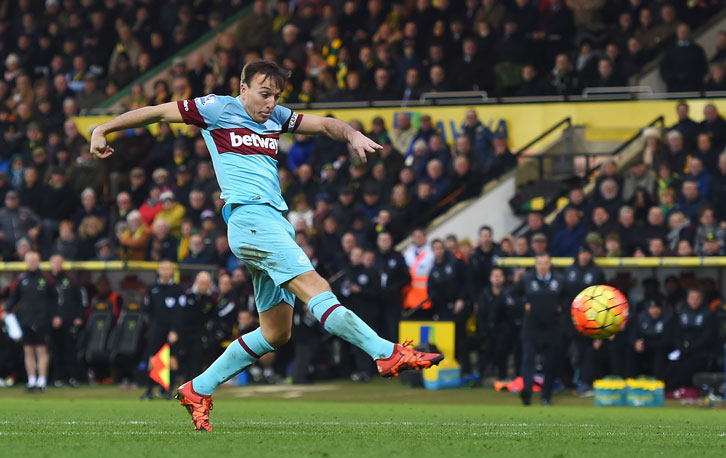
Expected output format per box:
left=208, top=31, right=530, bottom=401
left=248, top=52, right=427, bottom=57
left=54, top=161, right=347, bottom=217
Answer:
left=673, top=179, right=708, bottom=221
left=550, top=207, right=587, bottom=257
left=549, top=53, right=580, bottom=95
left=139, top=186, right=163, bottom=227
left=704, top=62, right=726, bottom=91
left=699, top=103, right=726, bottom=151
left=656, top=130, right=688, bottom=176
left=423, top=64, right=451, bottom=93
left=659, top=23, right=708, bottom=92
left=616, top=206, right=641, bottom=256
left=389, top=113, right=415, bottom=155
left=425, top=159, right=451, bottom=201
left=52, top=220, right=78, bottom=260
left=451, top=155, right=485, bottom=201
left=74, top=188, right=107, bottom=233
left=622, top=160, right=656, bottom=202
left=695, top=132, right=719, bottom=170
left=708, top=152, right=726, bottom=220
left=670, top=102, right=699, bottom=148
left=665, top=211, right=694, bottom=254
left=515, top=64, right=552, bottom=97
left=147, top=218, right=178, bottom=262
left=117, top=210, right=151, bottom=261
left=181, top=234, right=213, bottom=265
left=366, top=68, right=398, bottom=101
left=693, top=206, right=725, bottom=254
left=0, top=190, right=40, bottom=249
left=685, top=155, right=712, bottom=198
left=156, top=190, right=186, bottom=238
left=76, top=215, right=105, bottom=260
left=484, top=135, right=517, bottom=181
left=451, top=38, right=490, bottom=91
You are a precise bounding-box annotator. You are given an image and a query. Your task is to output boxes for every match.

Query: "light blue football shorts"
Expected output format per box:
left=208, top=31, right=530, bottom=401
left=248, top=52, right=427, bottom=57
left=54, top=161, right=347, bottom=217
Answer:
left=226, top=203, right=314, bottom=313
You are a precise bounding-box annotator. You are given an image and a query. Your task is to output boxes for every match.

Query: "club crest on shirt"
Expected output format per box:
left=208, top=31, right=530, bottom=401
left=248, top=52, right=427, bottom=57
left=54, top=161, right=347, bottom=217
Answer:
left=199, top=95, right=215, bottom=106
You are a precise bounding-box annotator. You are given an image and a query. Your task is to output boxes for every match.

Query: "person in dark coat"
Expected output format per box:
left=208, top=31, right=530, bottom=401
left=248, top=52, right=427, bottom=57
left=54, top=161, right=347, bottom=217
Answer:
left=659, top=23, right=708, bottom=92
left=172, top=271, right=216, bottom=384
left=332, top=246, right=381, bottom=381
left=665, top=288, right=717, bottom=390
left=627, top=300, right=672, bottom=380
left=141, top=261, right=184, bottom=400
left=6, top=251, right=58, bottom=391
left=511, top=253, right=567, bottom=405
left=375, top=231, right=411, bottom=342
left=48, top=254, right=86, bottom=387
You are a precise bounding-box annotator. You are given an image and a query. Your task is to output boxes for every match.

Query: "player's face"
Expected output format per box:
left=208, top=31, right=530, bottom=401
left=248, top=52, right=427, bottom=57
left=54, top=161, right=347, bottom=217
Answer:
left=240, top=74, right=281, bottom=123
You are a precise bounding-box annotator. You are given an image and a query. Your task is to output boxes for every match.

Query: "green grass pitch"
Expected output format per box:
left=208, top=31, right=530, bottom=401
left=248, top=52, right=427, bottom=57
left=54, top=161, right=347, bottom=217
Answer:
left=0, top=380, right=724, bottom=458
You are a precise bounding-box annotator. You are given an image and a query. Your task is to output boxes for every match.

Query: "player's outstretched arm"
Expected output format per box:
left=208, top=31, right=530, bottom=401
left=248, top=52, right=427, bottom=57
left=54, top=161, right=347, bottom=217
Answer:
left=296, top=113, right=381, bottom=162
left=90, top=102, right=184, bottom=159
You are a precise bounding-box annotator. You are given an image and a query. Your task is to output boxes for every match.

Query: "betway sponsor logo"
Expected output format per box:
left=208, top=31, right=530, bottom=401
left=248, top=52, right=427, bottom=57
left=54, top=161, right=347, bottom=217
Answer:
left=210, top=128, right=280, bottom=159
left=230, top=131, right=279, bottom=150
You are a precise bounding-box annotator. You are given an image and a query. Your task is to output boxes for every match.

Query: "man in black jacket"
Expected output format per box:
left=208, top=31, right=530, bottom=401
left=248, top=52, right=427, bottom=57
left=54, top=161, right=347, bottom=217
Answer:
left=480, top=266, right=522, bottom=381
left=141, top=260, right=184, bottom=400
left=172, top=271, right=216, bottom=385
left=468, top=226, right=500, bottom=298
left=375, top=231, right=410, bottom=342
left=512, top=253, right=567, bottom=405
left=333, top=246, right=381, bottom=381
left=627, top=300, right=672, bottom=380
left=6, top=251, right=58, bottom=391
left=659, top=23, right=708, bottom=92
left=48, top=254, right=86, bottom=387
left=427, top=239, right=471, bottom=369
left=208, top=273, right=238, bottom=360
left=665, top=288, right=717, bottom=390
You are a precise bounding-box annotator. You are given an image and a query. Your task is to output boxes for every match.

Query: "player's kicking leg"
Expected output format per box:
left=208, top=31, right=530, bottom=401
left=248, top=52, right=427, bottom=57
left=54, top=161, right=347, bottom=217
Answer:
left=176, top=302, right=291, bottom=431
left=285, top=271, right=444, bottom=378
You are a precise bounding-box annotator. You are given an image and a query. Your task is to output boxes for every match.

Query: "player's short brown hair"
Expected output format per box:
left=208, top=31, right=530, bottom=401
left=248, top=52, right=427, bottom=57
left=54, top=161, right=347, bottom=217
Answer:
left=240, top=59, right=290, bottom=91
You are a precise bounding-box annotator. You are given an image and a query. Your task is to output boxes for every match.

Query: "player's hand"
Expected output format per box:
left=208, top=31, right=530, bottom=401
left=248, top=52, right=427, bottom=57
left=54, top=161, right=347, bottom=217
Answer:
left=348, top=131, right=381, bottom=163
left=593, top=339, right=603, bottom=350
left=168, top=331, right=179, bottom=344
left=52, top=316, right=62, bottom=328
left=90, top=128, right=114, bottom=159
left=73, top=317, right=83, bottom=327
left=634, top=339, right=644, bottom=353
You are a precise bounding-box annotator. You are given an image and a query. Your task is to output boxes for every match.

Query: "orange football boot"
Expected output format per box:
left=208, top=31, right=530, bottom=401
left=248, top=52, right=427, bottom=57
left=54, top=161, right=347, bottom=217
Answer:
left=176, top=381, right=214, bottom=432
left=376, top=340, right=444, bottom=378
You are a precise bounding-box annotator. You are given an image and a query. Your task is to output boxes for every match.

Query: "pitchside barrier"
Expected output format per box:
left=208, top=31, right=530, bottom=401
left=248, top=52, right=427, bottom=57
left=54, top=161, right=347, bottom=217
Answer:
left=0, top=261, right=215, bottom=306
left=497, top=256, right=726, bottom=297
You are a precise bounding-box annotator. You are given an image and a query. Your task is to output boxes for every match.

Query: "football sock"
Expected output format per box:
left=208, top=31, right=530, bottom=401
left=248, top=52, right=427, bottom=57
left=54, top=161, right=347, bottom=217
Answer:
left=27, top=375, right=37, bottom=387
left=307, top=291, right=394, bottom=360
left=37, top=376, right=46, bottom=388
left=192, top=327, right=274, bottom=396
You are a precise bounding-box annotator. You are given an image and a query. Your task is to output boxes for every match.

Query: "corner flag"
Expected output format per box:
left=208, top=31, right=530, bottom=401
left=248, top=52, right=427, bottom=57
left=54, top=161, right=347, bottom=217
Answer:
left=149, top=343, right=171, bottom=390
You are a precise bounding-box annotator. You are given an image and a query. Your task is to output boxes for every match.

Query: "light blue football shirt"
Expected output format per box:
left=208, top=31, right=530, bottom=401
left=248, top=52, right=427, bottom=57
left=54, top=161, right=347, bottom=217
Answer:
left=176, top=95, right=303, bottom=222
